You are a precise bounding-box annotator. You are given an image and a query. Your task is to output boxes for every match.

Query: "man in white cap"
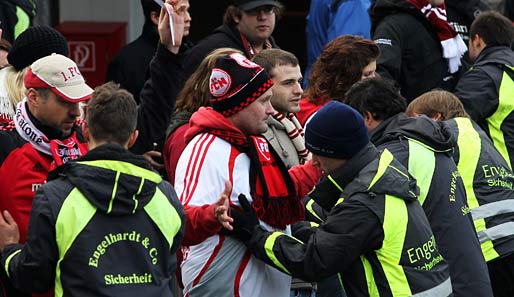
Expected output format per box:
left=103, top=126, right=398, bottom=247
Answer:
left=0, top=53, right=93, bottom=247
left=0, top=0, right=186, bottom=295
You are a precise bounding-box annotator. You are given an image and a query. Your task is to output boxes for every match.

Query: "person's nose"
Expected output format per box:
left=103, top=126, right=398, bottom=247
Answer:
left=69, top=103, right=81, bottom=117
left=293, top=81, right=303, bottom=95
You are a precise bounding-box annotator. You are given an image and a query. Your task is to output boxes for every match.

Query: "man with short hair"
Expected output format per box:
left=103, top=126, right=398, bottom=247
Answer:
left=454, top=11, right=514, bottom=170
left=175, top=52, right=319, bottom=297
left=253, top=49, right=308, bottom=168
left=0, top=82, right=185, bottom=296
left=228, top=101, right=453, bottom=296
left=0, top=53, right=93, bottom=244
left=182, top=0, right=282, bottom=78
left=345, top=77, right=493, bottom=296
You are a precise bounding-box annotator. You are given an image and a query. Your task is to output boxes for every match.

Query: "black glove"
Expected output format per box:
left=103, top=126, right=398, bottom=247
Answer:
left=223, top=194, right=260, bottom=243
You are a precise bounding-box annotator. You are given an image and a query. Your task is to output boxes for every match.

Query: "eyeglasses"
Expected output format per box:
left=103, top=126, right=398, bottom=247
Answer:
left=244, top=5, right=276, bottom=16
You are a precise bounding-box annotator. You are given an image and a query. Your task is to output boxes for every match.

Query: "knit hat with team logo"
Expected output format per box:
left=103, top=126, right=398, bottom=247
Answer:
left=209, top=53, right=273, bottom=117
left=24, top=54, right=93, bottom=102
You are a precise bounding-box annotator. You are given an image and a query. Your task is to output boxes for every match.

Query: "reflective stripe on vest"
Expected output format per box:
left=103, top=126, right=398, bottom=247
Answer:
left=4, top=249, right=22, bottom=278
left=454, top=118, right=500, bottom=261
left=14, top=6, right=30, bottom=40
left=487, top=65, right=514, bottom=170
left=407, top=139, right=436, bottom=206
left=54, top=188, right=97, bottom=297
left=378, top=194, right=411, bottom=295
left=264, top=232, right=304, bottom=274
left=410, top=277, right=452, bottom=297
left=477, top=222, right=514, bottom=243
left=305, top=199, right=324, bottom=222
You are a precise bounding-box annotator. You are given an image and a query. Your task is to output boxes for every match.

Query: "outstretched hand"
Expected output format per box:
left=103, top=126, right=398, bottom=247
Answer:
left=158, top=0, right=185, bottom=53
left=214, top=180, right=234, bottom=230
left=0, top=210, right=19, bottom=251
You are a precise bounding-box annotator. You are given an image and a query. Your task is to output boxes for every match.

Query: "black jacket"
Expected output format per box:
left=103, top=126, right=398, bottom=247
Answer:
left=446, top=117, right=514, bottom=261
left=371, top=0, right=457, bottom=101
left=248, top=144, right=452, bottom=296
left=454, top=46, right=514, bottom=169
left=130, top=43, right=184, bottom=155
left=370, top=114, right=493, bottom=297
left=106, top=22, right=160, bottom=103
left=182, top=24, right=278, bottom=79
left=1, top=144, right=185, bottom=296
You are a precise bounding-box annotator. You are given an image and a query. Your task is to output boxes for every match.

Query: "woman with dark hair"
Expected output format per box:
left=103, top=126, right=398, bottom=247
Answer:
left=296, top=35, right=379, bottom=126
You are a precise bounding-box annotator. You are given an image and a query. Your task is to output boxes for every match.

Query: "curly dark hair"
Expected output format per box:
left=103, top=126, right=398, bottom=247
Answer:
left=305, top=35, right=379, bottom=104
left=345, top=77, right=406, bottom=121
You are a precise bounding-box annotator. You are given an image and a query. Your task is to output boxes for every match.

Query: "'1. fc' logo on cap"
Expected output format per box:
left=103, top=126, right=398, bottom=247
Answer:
left=210, top=68, right=231, bottom=97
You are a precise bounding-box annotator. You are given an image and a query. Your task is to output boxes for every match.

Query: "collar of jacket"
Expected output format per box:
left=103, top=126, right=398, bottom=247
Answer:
left=370, top=113, right=454, bottom=151
left=48, top=143, right=155, bottom=181
left=309, top=143, right=378, bottom=210
left=474, top=45, right=514, bottom=67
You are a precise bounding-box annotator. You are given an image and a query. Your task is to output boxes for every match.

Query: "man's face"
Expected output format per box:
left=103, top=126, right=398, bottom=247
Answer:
left=311, top=153, right=346, bottom=175
left=235, top=5, right=276, bottom=44
left=270, top=64, right=303, bottom=114
left=229, top=88, right=274, bottom=135
left=176, top=0, right=192, bottom=36
left=468, top=34, right=481, bottom=62
left=32, top=90, right=81, bottom=137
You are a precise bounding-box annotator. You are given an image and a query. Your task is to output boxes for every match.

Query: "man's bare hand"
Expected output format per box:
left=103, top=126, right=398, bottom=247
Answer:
left=158, top=0, right=185, bottom=53
left=215, top=181, right=234, bottom=231
left=142, top=150, right=164, bottom=170
left=0, top=210, right=19, bottom=251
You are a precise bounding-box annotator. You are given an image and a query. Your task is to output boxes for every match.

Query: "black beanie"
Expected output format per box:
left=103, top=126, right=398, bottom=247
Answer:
left=8, top=26, right=69, bottom=71
left=209, top=53, right=273, bottom=117
left=305, top=101, right=369, bottom=159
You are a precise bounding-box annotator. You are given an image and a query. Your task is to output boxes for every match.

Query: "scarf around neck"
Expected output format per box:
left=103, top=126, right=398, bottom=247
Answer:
left=14, top=98, right=87, bottom=168
left=272, top=112, right=311, bottom=164
left=186, top=107, right=304, bottom=229
left=407, top=0, right=467, bottom=73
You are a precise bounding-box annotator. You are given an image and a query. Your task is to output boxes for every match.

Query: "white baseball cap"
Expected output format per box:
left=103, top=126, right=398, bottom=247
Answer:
left=24, top=53, right=93, bottom=102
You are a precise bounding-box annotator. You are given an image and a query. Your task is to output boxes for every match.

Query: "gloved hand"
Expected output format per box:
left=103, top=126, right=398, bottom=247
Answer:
left=223, top=194, right=260, bottom=243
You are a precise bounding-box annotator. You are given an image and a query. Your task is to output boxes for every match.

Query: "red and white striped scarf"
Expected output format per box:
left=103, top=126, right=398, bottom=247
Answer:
left=408, top=0, right=467, bottom=73
left=272, top=112, right=311, bottom=164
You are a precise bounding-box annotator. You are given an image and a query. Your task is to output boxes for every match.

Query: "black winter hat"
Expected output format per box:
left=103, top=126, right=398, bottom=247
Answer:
left=8, top=26, right=69, bottom=71
left=305, top=101, right=369, bottom=159
left=209, top=53, right=273, bottom=117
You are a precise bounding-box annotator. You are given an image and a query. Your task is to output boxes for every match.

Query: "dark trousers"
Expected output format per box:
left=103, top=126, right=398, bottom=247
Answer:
left=488, top=253, right=514, bottom=297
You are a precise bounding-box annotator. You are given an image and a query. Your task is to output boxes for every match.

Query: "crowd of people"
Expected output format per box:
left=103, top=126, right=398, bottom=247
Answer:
left=0, top=0, right=512, bottom=296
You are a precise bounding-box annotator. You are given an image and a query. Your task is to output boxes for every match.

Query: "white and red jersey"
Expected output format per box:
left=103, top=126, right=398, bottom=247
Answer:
left=175, top=132, right=291, bottom=297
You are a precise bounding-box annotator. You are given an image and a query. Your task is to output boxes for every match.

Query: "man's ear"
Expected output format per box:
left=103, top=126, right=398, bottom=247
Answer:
left=432, top=112, right=443, bottom=121
left=363, top=111, right=375, bottom=126
left=127, top=130, right=139, bottom=149
left=26, top=88, right=39, bottom=107
left=81, top=122, right=90, bottom=142
left=233, top=14, right=240, bottom=25
left=150, top=11, right=160, bottom=26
